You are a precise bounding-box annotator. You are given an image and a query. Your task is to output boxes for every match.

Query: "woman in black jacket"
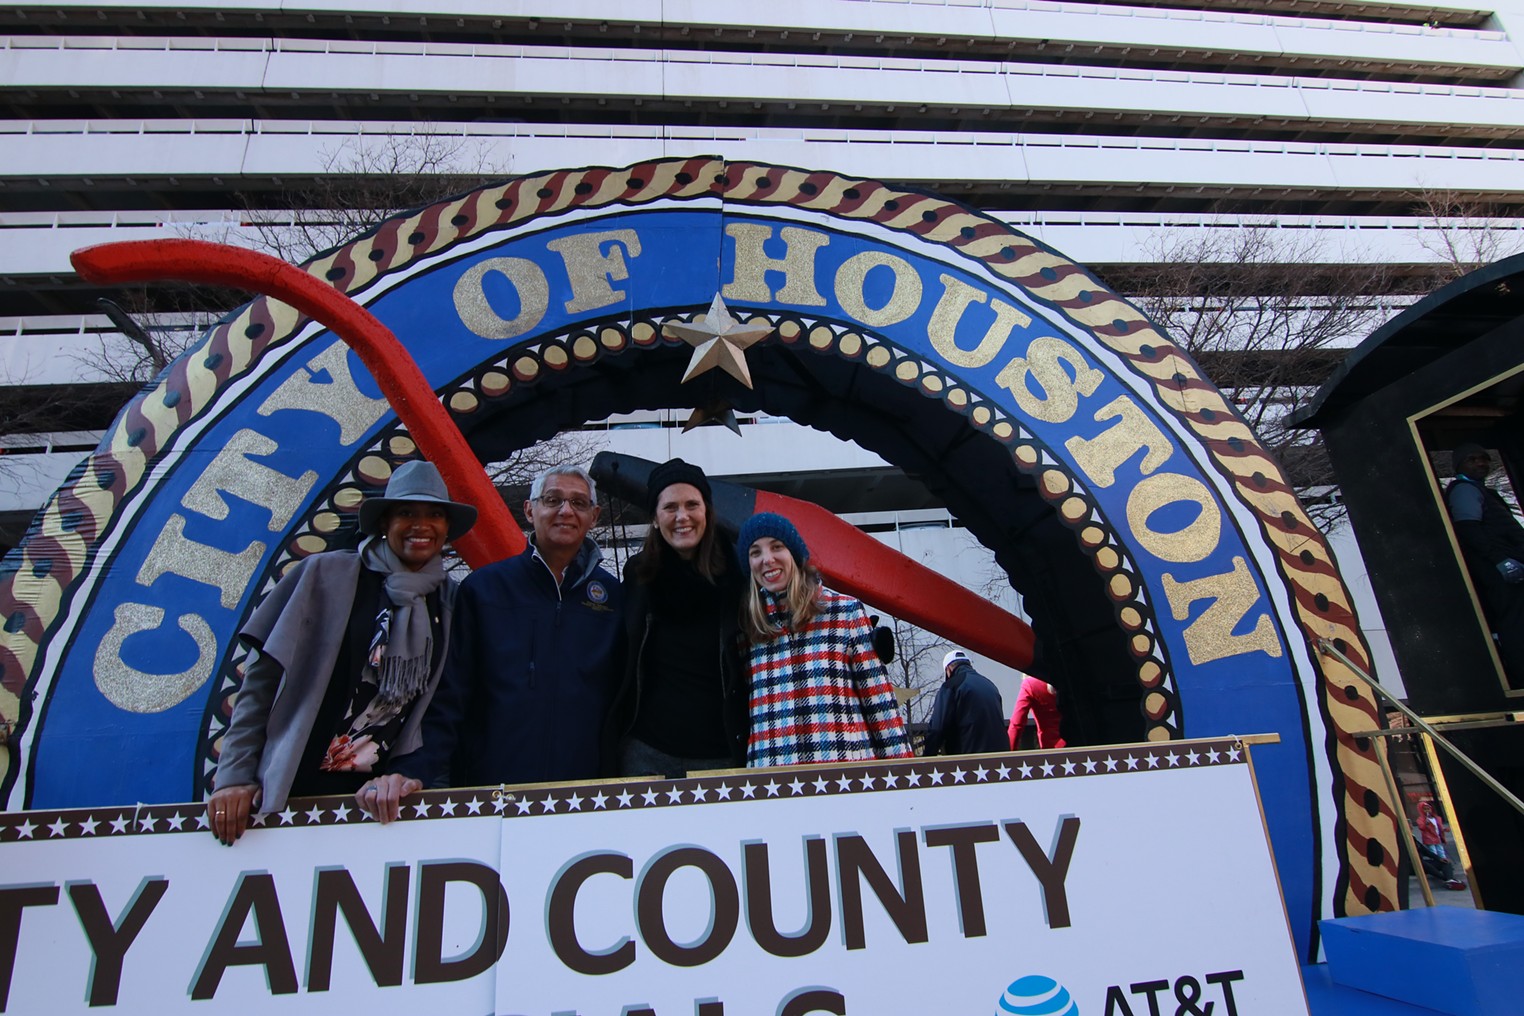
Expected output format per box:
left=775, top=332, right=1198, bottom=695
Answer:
left=606, top=458, right=748, bottom=777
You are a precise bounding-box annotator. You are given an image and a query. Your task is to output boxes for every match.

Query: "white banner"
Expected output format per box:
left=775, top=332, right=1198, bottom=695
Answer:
left=0, top=737, right=1306, bottom=1015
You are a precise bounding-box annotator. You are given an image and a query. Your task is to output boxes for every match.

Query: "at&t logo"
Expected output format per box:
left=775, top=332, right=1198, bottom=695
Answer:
left=998, top=975, right=1078, bottom=1016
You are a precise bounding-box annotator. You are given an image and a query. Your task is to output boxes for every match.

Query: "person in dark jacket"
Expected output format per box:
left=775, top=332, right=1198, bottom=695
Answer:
left=606, top=458, right=749, bottom=777
left=1444, top=443, right=1524, bottom=682
left=923, top=650, right=1008, bottom=756
left=360, top=463, right=622, bottom=821
left=209, top=460, right=476, bottom=844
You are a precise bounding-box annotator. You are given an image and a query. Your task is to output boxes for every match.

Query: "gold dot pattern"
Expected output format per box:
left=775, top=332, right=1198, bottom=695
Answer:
left=480, top=372, right=511, bottom=398
left=355, top=456, right=392, bottom=484
left=292, top=535, right=327, bottom=557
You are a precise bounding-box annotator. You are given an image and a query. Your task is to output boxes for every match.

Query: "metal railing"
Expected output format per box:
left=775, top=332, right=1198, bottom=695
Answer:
left=1318, top=637, right=1524, bottom=909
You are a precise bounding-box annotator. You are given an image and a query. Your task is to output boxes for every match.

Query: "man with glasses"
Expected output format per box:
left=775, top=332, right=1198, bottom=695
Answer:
left=360, top=464, right=623, bottom=820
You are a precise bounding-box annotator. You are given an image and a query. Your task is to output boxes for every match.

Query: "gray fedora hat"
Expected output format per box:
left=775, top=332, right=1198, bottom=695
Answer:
left=358, top=460, right=478, bottom=542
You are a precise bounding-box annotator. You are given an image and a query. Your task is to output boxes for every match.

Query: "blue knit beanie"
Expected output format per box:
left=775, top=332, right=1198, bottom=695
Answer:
left=737, top=512, right=809, bottom=571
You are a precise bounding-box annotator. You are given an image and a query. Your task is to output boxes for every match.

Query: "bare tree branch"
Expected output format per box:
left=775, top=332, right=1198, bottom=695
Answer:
left=1409, top=189, right=1524, bottom=283
left=77, top=294, right=225, bottom=384
left=1126, top=223, right=1400, bottom=530
left=880, top=616, right=952, bottom=726
left=486, top=430, right=610, bottom=530
left=75, top=129, right=505, bottom=387
left=244, top=128, right=503, bottom=265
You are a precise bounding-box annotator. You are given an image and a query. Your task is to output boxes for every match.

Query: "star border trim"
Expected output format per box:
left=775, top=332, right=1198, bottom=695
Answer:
left=0, top=739, right=1247, bottom=842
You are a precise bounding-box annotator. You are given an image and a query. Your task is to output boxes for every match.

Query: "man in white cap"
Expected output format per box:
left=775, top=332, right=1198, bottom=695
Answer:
left=923, top=649, right=1009, bottom=756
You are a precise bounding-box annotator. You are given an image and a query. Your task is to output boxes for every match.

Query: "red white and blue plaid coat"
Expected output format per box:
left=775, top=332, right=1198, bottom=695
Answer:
left=745, top=586, right=912, bottom=768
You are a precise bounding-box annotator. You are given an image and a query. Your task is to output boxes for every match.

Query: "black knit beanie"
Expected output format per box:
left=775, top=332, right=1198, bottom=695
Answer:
left=646, top=458, right=712, bottom=513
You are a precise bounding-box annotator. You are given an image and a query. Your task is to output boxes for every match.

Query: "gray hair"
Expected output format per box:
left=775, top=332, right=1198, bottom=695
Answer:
left=529, top=464, right=598, bottom=504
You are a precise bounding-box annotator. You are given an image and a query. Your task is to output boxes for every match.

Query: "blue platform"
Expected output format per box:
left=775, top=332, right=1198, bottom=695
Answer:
left=1304, top=963, right=1460, bottom=1015
left=1314, top=909, right=1524, bottom=1016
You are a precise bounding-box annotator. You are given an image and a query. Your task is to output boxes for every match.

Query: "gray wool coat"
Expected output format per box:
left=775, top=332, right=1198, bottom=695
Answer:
left=214, top=550, right=457, bottom=813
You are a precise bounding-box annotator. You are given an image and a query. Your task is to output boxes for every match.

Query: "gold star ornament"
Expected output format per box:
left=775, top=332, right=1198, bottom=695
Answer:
left=662, top=294, right=773, bottom=389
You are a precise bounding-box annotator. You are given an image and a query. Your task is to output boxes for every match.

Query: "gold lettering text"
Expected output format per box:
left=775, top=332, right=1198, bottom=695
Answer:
left=1126, top=472, right=1221, bottom=564
left=256, top=341, right=388, bottom=447
left=927, top=274, right=1032, bottom=368
left=546, top=230, right=643, bottom=314
left=1162, top=556, right=1284, bottom=665
left=94, top=602, right=216, bottom=713
left=834, top=251, right=922, bottom=328
left=453, top=257, right=550, bottom=339
left=135, top=514, right=264, bottom=611
left=182, top=429, right=318, bottom=531
left=1065, top=395, right=1173, bottom=487
left=996, top=337, right=1105, bottom=425
left=723, top=224, right=828, bottom=307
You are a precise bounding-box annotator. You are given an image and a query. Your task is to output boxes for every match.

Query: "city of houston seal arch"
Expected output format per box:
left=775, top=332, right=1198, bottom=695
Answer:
left=0, top=160, right=1401, bottom=960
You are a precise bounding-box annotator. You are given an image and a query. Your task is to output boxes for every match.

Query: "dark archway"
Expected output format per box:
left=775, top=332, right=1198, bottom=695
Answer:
left=453, top=315, right=1140, bottom=748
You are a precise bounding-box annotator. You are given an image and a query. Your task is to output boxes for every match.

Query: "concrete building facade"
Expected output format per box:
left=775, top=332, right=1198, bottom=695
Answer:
left=4, top=0, right=1524, bottom=704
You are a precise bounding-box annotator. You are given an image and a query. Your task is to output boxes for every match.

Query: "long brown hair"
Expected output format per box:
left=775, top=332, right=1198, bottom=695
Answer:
left=741, top=548, right=822, bottom=641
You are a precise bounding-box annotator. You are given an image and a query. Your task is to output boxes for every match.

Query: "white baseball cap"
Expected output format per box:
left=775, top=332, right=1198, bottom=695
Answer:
left=942, top=650, right=969, bottom=671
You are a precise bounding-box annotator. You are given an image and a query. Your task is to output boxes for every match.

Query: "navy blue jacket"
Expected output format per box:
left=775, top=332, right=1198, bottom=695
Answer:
left=924, top=661, right=1008, bottom=756
left=393, top=539, right=623, bottom=787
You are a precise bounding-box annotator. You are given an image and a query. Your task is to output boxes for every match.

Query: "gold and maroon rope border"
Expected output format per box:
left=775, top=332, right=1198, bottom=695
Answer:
left=1, top=158, right=1395, bottom=917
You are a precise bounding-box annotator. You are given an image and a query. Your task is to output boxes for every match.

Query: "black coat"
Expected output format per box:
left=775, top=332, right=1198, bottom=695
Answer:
left=603, top=546, right=750, bottom=770
left=394, top=541, right=623, bottom=787
left=924, top=661, right=1008, bottom=756
left=1446, top=476, right=1524, bottom=616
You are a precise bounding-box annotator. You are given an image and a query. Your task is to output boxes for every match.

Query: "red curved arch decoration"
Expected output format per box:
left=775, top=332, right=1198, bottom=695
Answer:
left=70, top=239, right=524, bottom=569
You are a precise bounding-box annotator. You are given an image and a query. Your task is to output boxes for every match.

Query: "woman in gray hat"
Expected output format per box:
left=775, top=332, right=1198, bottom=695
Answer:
left=206, top=460, right=477, bottom=844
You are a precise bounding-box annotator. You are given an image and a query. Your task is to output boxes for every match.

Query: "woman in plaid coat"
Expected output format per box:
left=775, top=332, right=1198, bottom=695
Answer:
left=737, top=512, right=911, bottom=768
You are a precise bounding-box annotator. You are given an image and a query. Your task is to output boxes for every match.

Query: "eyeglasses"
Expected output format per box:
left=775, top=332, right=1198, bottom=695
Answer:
left=535, top=494, right=595, bottom=514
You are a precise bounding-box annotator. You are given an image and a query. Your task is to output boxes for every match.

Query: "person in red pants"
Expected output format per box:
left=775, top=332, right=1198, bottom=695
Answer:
left=1009, top=674, right=1066, bottom=750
